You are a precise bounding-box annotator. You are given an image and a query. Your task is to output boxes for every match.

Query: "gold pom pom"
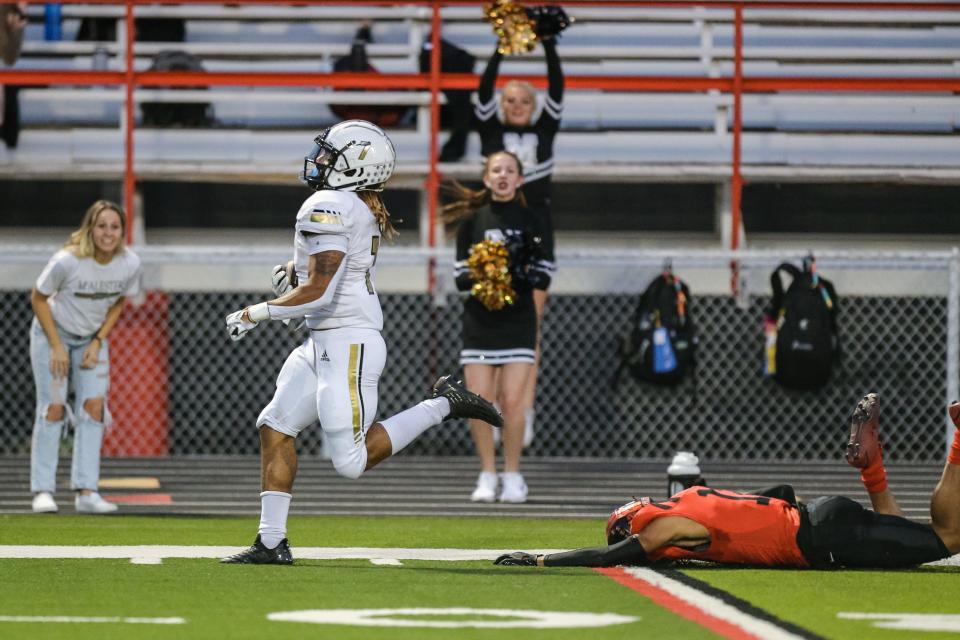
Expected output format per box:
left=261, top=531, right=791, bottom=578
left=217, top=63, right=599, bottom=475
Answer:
left=483, top=0, right=537, bottom=56
left=468, top=239, right=516, bottom=311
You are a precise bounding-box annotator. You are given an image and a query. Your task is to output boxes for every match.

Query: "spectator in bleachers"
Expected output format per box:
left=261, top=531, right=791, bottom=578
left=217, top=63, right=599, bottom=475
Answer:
left=28, top=200, right=142, bottom=515
left=330, top=21, right=411, bottom=128
left=443, top=150, right=555, bottom=504
left=474, top=28, right=564, bottom=450
left=419, top=34, right=476, bottom=162
left=1, top=2, right=26, bottom=148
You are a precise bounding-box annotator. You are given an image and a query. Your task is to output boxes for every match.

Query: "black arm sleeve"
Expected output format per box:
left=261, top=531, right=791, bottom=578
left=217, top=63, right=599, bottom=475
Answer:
left=477, top=45, right=502, bottom=106
left=542, top=536, right=649, bottom=568
left=475, top=46, right=505, bottom=155
left=454, top=217, right=475, bottom=292
left=543, top=39, right=564, bottom=105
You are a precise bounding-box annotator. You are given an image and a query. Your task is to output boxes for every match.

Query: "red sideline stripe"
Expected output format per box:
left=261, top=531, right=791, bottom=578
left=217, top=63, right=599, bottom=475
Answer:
left=596, top=567, right=762, bottom=640
left=104, top=494, right=173, bottom=505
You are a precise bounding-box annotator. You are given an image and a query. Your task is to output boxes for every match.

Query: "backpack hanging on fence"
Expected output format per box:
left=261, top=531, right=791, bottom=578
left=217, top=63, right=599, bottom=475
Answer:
left=141, top=50, right=214, bottom=128
left=764, top=257, right=840, bottom=391
left=616, top=267, right=697, bottom=387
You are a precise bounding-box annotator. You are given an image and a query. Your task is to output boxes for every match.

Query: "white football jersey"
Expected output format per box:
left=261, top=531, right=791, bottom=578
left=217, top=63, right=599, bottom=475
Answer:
left=292, top=190, right=383, bottom=332
left=34, top=248, right=142, bottom=337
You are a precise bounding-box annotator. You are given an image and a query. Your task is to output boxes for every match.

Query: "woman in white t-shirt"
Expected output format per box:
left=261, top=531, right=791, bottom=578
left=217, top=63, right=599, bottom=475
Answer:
left=29, top=200, right=142, bottom=514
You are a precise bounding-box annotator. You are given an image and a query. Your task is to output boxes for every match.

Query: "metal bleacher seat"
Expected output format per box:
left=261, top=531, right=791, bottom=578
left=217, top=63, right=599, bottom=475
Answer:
left=5, top=4, right=960, bottom=183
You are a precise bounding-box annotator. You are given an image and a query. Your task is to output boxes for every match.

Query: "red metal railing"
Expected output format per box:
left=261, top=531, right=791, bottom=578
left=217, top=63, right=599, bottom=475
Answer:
left=2, top=0, right=959, bottom=258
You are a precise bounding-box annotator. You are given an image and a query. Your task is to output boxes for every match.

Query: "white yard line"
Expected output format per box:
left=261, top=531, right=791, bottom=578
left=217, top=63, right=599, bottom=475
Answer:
left=0, top=545, right=565, bottom=562
left=618, top=567, right=809, bottom=640
left=0, top=616, right=184, bottom=624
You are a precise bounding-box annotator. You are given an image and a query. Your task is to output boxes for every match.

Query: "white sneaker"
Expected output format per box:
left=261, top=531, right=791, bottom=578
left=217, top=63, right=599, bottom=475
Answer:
left=32, top=492, right=58, bottom=513
left=470, top=472, right=498, bottom=503
left=75, top=492, right=118, bottom=514
left=499, top=472, right=528, bottom=503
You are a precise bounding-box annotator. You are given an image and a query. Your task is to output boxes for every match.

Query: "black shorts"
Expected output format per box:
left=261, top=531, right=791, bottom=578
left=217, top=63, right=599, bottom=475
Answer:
left=797, top=496, right=950, bottom=569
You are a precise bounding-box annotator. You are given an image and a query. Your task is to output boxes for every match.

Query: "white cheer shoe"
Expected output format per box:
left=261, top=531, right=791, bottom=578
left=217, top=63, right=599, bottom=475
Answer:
left=470, top=471, right=498, bottom=503
left=32, top=492, right=58, bottom=513
left=75, top=492, right=118, bottom=514
left=499, top=472, right=528, bottom=503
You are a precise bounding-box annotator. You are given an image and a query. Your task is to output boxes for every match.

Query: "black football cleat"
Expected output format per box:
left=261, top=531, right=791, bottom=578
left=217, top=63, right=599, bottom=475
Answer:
left=220, top=535, right=294, bottom=565
left=432, top=374, right=504, bottom=428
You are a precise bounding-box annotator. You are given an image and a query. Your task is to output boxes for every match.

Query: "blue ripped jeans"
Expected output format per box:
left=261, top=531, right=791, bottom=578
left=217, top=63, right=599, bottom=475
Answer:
left=29, top=317, right=111, bottom=493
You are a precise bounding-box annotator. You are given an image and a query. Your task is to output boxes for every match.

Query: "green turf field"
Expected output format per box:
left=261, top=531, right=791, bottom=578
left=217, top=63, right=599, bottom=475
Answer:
left=2, top=514, right=959, bottom=640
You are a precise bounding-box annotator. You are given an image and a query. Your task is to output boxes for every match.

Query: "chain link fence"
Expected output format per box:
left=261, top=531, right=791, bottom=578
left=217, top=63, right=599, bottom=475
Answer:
left=2, top=246, right=957, bottom=462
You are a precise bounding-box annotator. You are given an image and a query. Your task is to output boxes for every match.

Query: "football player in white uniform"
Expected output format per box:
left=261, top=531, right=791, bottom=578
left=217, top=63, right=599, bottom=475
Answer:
left=221, top=120, right=502, bottom=564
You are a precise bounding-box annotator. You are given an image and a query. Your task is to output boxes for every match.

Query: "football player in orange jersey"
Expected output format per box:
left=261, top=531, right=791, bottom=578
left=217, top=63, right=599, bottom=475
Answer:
left=495, top=393, right=960, bottom=569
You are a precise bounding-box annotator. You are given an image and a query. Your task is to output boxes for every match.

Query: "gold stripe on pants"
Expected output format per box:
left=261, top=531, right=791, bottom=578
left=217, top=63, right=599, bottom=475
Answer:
left=348, top=344, right=362, bottom=444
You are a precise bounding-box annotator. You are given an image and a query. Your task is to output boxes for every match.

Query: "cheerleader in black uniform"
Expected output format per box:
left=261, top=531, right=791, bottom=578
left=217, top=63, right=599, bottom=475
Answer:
left=474, top=32, right=564, bottom=450
left=474, top=36, right=563, bottom=216
left=443, top=151, right=555, bottom=503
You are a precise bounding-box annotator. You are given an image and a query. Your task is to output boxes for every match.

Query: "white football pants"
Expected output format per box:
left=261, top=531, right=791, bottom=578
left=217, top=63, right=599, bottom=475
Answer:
left=257, top=327, right=386, bottom=479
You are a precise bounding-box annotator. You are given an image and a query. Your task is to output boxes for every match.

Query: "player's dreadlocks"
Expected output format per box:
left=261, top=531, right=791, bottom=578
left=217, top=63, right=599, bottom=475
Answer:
left=358, top=190, right=398, bottom=243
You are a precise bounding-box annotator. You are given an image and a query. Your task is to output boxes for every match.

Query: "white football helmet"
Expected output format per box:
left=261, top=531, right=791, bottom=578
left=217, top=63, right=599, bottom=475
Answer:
left=300, top=120, right=396, bottom=192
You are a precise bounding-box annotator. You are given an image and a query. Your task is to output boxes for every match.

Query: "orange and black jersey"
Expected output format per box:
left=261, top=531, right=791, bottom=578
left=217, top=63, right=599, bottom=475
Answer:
left=628, top=487, right=809, bottom=568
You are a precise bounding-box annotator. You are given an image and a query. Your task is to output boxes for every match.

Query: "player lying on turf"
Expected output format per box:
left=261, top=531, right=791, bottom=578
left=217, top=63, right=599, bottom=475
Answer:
left=495, top=393, right=960, bottom=569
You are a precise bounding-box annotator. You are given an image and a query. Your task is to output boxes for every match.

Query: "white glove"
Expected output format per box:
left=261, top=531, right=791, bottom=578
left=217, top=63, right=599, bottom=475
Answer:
left=225, top=309, right=259, bottom=341
left=271, top=263, right=292, bottom=298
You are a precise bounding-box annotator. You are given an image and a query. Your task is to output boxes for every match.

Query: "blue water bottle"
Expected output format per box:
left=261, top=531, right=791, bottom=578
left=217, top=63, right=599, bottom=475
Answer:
left=652, top=326, right=677, bottom=374
left=44, top=4, right=63, bottom=41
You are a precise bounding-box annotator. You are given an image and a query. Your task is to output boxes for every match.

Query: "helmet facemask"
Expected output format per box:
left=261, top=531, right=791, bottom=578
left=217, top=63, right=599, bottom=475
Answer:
left=301, top=135, right=347, bottom=191
left=604, top=497, right=650, bottom=544
left=299, top=120, right=395, bottom=192
left=605, top=516, right=632, bottom=545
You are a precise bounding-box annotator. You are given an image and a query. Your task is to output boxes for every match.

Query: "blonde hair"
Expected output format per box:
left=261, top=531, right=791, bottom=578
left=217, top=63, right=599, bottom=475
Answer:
left=63, top=199, right=127, bottom=259
left=358, top=191, right=398, bottom=243
left=501, top=80, right=537, bottom=108
left=440, top=151, right=526, bottom=227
